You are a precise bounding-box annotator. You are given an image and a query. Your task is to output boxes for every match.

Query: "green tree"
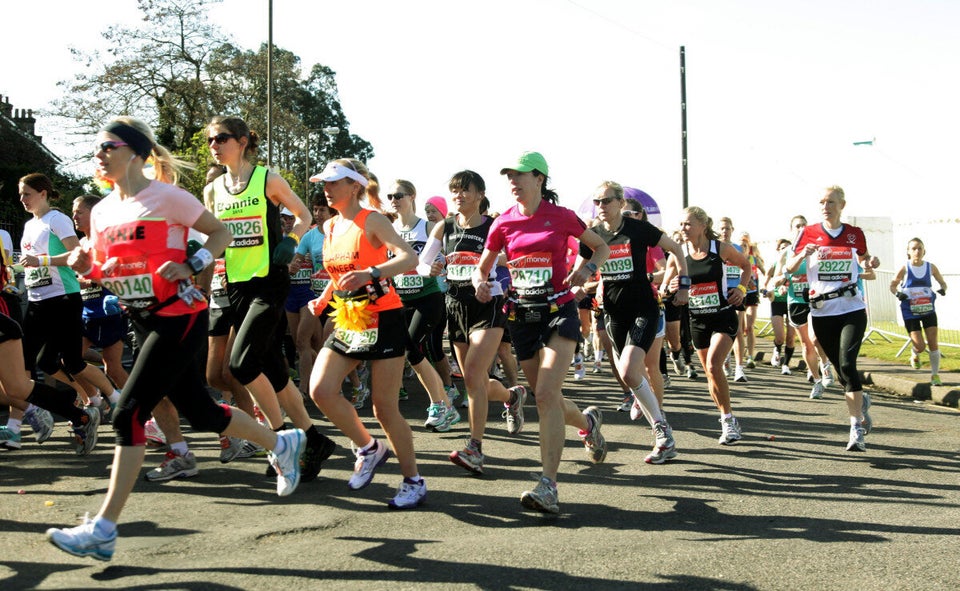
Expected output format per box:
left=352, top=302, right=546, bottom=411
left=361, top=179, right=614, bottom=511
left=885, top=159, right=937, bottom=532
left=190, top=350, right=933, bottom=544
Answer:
left=53, top=0, right=373, bottom=198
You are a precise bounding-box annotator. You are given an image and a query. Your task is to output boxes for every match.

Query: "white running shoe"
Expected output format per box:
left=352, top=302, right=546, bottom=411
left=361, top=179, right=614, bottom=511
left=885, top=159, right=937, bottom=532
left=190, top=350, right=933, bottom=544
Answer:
left=270, top=429, right=306, bottom=497
left=821, top=363, right=835, bottom=387
left=145, top=450, right=198, bottom=482
left=734, top=366, right=748, bottom=383
left=718, top=416, right=742, bottom=445
left=46, top=514, right=117, bottom=561
left=809, top=381, right=824, bottom=399
left=348, top=440, right=390, bottom=490
left=572, top=354, right=585, bottom=380
left=388, top=477, right=427, bottom=509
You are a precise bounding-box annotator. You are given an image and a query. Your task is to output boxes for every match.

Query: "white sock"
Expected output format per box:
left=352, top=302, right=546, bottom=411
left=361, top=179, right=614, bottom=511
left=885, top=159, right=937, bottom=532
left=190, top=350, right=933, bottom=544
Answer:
left=930, top=349, right=941, bottom=374
left=632, top=379, right=663, bottom=424
left=169, top=441, right=189, bottom=456
left=109, top=389, right=122, bottom=404
left=360, top=438, right=377, bottom=452
left=88, top=394, right=103, bottom=407
left=850, top=416, right=860, bottom=426
left=93, top=516, right=117, bottom=537
left=6, top=418, right=22, bottom=433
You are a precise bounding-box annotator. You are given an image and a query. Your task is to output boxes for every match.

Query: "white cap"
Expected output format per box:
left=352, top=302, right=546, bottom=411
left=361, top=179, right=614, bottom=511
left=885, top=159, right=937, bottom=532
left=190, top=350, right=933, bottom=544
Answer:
left=280, top=207, right=294, bottom=217
left=309, top=162, right=369, bottom=187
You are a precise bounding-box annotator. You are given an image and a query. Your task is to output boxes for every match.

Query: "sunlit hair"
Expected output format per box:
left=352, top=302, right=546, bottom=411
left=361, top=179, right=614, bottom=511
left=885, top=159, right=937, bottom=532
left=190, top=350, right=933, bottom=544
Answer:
left=684, top=206, right=719, bottom=241
left=622, top=197, right=646, bottom=221
left=19, top=173, right=59, bottom=201
left=110, top=116, right=193, bottom=185
left=363, top=167, right=383, bottom=212
left=594, top=180, right=623, bottom=201
left=394, top=179, right=416, bottom=199
left=73, top=194, right=101, bottom=211
left=449, top=170, right=486, bottom=194
left=790, top=215, right=807, bottom=229
left=208, top=116, right=260, bottom=160
left=719, top=216, right=734, bottom=228
left=826, top=185, right=845, bottom=203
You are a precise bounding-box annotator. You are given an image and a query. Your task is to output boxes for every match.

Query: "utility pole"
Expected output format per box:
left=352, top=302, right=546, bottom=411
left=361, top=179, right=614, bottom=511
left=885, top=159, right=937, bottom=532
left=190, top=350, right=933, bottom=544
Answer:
left=680, top=45, right=689, bottom=209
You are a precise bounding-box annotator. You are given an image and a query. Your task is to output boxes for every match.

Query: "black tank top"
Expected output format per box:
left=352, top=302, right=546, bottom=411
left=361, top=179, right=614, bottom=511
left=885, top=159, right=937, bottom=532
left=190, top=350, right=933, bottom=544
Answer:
left=685, top=240, right=729, bottom=317
left=442, top=215, right=492, bottom=298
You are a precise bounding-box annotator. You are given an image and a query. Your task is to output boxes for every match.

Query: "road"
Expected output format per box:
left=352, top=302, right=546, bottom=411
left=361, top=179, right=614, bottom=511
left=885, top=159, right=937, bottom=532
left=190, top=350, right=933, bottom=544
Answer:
left=2, top=355, right=958, bottom=590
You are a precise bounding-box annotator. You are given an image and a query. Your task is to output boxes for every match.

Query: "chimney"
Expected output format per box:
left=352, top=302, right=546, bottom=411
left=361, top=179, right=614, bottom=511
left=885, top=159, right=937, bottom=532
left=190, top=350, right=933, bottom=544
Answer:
left=13, top=107, right=38, bottom=136
left=0, top=95, right=11, bottom=118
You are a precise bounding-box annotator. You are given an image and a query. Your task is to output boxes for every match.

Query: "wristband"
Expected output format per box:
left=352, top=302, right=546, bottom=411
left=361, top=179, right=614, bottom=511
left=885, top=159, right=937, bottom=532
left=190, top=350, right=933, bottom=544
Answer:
left=736, top=284, right=747, bottom=295
left=39, top=255, right=50, bottom=267
left=584, top=262, right=598, bottom=274
left=678, top=275, right=692, bottom=289
left=186, top=247, right=214, bottom=274
left=287, top=232, right=300, bottom=245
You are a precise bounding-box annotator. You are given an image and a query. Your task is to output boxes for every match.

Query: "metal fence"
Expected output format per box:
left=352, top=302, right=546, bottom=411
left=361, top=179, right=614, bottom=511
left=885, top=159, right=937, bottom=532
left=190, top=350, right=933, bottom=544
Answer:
left=757, top=270, right=959, bottom=357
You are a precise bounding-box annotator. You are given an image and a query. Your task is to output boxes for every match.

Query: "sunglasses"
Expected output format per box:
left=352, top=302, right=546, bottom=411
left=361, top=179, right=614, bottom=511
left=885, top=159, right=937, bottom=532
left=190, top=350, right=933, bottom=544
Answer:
left=623, top=210, right=642, bottom=217
left=386, top=193, right=408, bottom=201
left=95, top=140, right=129, bottom=154
left=593, top=197, right=618, bottom=206
left=208, top=133, right=237, bottom=145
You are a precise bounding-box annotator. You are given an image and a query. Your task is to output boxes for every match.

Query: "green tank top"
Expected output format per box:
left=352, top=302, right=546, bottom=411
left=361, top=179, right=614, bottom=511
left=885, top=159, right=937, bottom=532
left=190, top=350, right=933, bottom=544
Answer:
left=212, top=166, right=277, bottom=283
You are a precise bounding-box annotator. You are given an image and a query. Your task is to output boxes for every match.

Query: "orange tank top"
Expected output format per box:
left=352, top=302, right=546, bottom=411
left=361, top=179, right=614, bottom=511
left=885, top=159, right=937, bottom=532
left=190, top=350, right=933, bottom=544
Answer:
left=322, top=209, right=402, bottom=312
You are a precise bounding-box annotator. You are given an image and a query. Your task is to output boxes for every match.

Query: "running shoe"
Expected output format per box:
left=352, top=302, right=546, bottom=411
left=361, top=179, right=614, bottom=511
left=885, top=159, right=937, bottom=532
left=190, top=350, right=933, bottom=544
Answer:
left=821, top=363, right=835, bottom=387
left=252, top=405, right=267, bottom=426
left=424, top=402, right=445, bottom=428
left=449, top=445, right=484, bottom=475
left=781, top=364, right=792, bottom=376
left=672, top=354, right=687, bottom=376
left=644, top=420, right=678, bottom=464
left=846, top=422, right=866, bottom=452
left=25, top=406, right=55, bottom=444
left=46, top=514, right=116, bottom=561
left=99, top=397, right=117, bottom=424
left=73, top=407, right=100, bottom=456
left=145, top=450, right=198, bottom=482
left=301, top=433, right=337, bottom=483
left=809, top=381, right=824, bottom=400
left=0, top=427, right=22, bottom=450
left=910, top=351, right=921, bottom=370
left=663, top=374, right=672, bottom=388
left=350, top=384, right=371, bottom=409
left=450, top=360, right=463, bottom=379
left=807, top=370, right=815, bottom=383
left=745, top=356, right=756, bottom=369
left=572, top=354, right=585, bottom=380
left=144, top=417, right=166, bottom=448
left=237, top=440, right=266, bottom=458
left=718, top=416, right=742, bottom=445
left=398, top=387, right=409, bottom=401
left=502, top=385, right=527, bottom=435
left=770, top=349, right=781, bottom=367
left=404, top=361, right=415, bottom=378
left=931, top=374, right=942, bottom=386
left=388, top=477, right=427, bottom=510
left=861, top=393, right=872, bottom=435
left=270, top=428, right=306, bottom=496
left=520, top=476, right=560, bottom=514
left=447, top=385, right=467, bottom=409
left=685, top=365, right=698, bottom=380
left=617, top=394, right=633, bottom=413
left=219, top=435, right=244, bottom=464
left=734, top=366, right=748, bottom=383
left=591, top=359, right=602, bottom=374
left=348, top=440, right=390, bottom=490
left=579, top=406, right=607, bottom=463
left=434, top=405, right=461, bottom=433
left=723, top=357, right=731, bottom=378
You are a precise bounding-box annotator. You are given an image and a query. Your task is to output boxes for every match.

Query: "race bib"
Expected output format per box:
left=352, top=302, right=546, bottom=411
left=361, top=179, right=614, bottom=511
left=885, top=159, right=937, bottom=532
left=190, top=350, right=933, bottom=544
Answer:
left=101, top=256, right=156, bottom=306
left=508, top=252, right=553, bottom=290
left=223, top=216, right=265, bottom=248
left=905, top=287, right=934, bottom=316
left=80, top=284, right=103, bottom=302
left=25, top=266, right=53, bottom=289
left=600, top=243, right=634, bottom=279
left=311, top=268, right=332, bottom=295
left=394, top=271, right=424, bottom=293
left=333, top=313, right=380, bottom=353
left=446, top=251, right=480, bottom=282
left=290, top=258, right=312, bottom=285
left=816, top=247, right=854, bottom=282
left=688, top=282, right=721, bottom=314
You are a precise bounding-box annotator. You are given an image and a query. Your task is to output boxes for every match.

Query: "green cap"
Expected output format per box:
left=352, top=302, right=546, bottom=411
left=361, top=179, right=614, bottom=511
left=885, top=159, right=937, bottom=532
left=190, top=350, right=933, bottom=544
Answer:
left=500, top=151, right=548, bottom=176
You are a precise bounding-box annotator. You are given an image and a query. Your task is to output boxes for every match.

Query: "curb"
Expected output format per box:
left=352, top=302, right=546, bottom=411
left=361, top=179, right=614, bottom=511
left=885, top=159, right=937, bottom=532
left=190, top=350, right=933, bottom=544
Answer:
left=860, top=370, right=960, bottom=408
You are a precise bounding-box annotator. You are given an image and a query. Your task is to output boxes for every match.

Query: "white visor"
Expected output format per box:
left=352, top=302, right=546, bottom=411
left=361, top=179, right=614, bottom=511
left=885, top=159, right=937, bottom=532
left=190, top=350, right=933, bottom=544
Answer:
left=309, top=162, right=369, bottom=187
left=280, top=207, right=294, bottom=217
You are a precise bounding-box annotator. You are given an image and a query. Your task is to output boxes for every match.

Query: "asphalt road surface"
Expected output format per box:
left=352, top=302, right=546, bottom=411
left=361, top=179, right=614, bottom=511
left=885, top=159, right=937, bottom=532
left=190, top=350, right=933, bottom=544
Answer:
left=2, top=357, right=958, bottom=590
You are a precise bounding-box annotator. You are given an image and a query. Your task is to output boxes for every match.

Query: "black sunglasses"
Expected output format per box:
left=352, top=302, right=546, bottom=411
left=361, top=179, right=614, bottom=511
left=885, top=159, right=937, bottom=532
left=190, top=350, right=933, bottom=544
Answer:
left=208, top=133, right=237, bottom=145
left=593, top=197, right=618, bottom=206
left=386, top=193, right=408, bottom=201
left=95, top=140, right=129, bottom=154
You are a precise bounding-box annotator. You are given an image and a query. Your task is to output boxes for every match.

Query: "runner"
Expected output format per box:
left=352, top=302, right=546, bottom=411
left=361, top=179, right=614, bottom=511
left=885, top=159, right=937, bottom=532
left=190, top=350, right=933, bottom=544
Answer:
left=305, top=158, right=426, bottom=509
left=579, top=181, right=688, bottom=464
left=46, top=117, right=305, bottom=562
left=663, top=206, right=751, bottom=445
left=476, top=152, right=610, bottom=513
left=786, top=186, right=880, bottom=451
left=890, top=237, right=948, bottom=385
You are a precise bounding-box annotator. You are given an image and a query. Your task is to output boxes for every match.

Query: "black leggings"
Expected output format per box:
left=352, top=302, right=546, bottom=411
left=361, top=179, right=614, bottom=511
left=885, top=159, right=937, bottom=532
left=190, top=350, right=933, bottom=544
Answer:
left=23, top=292, right=87, bottom=376
left=811, top=309, right=867, bottom=393
left=228, top=269, right=290, bottom=391
left=113, top=309, right=231, bottom=446
left=403, top=291, right=445, bottom=366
